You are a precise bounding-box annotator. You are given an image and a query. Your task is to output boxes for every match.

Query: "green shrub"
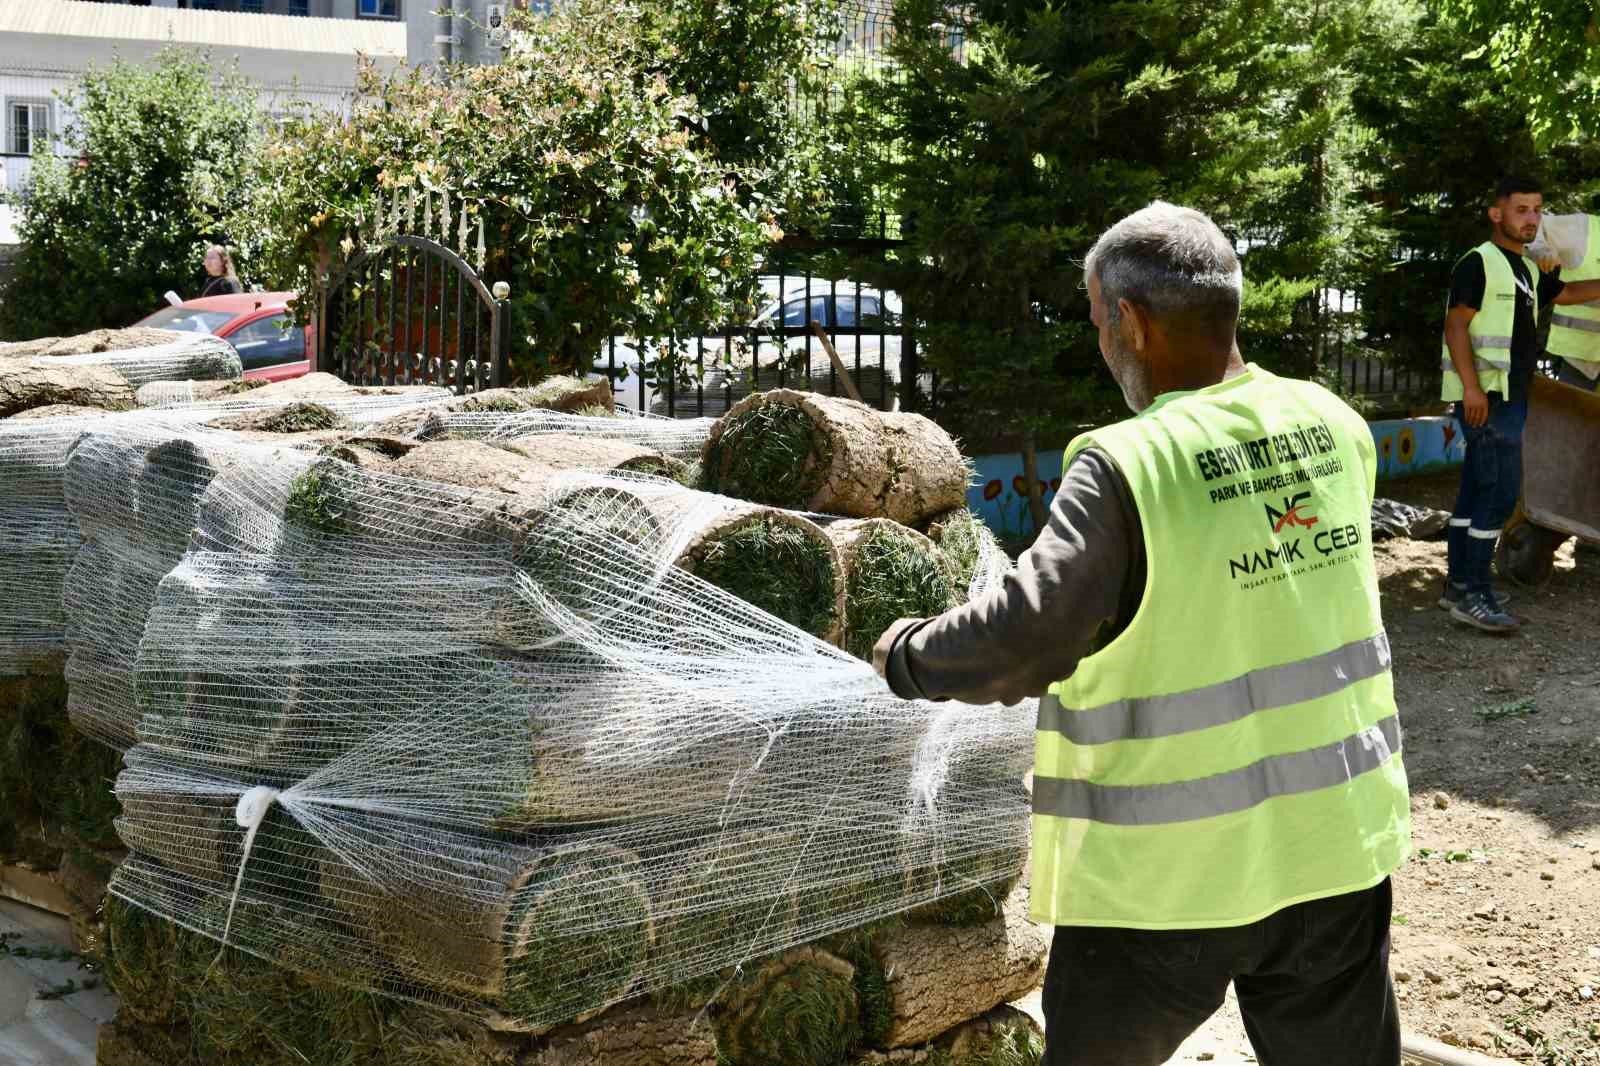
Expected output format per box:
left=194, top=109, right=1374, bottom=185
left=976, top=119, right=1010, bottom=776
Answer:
left=0, top=50, right=258, bottom=340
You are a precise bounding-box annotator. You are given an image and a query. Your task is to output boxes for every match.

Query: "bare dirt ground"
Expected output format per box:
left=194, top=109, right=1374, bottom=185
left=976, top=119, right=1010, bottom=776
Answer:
left=1376, top=472, right=1600, bottom=1064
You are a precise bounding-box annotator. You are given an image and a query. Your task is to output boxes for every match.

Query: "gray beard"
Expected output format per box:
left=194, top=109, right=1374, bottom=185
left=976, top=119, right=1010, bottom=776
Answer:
left=1106, top=337, right=1153, bottom=413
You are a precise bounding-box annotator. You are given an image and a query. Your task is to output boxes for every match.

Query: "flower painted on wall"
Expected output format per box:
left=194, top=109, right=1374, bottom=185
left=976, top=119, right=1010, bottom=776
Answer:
left=1397, top=427, right=1415, bottom=465
left=1050, top=477, right=1062, bottom=492
left=1442, top=422, right=1456, bottom=451
left=983, top=479, right=1003, bottom=501
left=1012, top=475, right=1029, bottom=496
left=1379, top=435, right=1393, bottom=462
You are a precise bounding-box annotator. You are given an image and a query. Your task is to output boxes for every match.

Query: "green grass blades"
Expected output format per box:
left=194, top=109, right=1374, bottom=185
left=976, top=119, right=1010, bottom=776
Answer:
left=693, top=518, right=840, bottom=639
left=844, top=525, right=957, bottom=660
left=703, top=401, right=830, bottom=507
left=716, top=947, right=861, bottom=1066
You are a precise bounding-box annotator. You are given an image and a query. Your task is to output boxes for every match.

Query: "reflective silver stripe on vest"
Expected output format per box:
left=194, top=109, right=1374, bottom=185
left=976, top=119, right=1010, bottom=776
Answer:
left=1032, top=714, right=1403, bottom=826
left=1551, top=312, right=1600, bottom=334
left=1440, top=352, right=1508, bottom=374
left=1038, top=633, right=1390, bottom=746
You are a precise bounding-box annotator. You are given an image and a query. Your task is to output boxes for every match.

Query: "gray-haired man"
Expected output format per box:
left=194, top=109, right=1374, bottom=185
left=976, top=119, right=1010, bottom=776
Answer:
left=874, top=202, right=1409, bottom=1066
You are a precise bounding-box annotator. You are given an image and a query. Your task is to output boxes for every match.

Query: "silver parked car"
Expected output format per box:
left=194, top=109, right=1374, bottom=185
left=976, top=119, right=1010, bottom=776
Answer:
left=594, top=276, right=904, bottom=417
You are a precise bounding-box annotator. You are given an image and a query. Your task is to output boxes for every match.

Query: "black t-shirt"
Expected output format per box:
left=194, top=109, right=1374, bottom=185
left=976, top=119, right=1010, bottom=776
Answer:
left=200, top=275, right=243, bottom=298
left=1447, top=244, right=1564, bottom=401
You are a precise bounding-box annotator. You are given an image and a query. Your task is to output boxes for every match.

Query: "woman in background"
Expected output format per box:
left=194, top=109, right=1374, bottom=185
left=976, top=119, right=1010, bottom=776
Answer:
left=199, top=244, right=243, bottom=297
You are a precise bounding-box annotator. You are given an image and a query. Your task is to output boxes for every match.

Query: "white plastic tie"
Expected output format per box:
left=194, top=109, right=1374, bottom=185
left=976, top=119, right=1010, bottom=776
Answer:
left=212, top=785, right=285, bottom=968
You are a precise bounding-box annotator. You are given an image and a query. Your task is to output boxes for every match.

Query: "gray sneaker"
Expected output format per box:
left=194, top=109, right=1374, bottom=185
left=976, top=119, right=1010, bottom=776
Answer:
left=1450, top=592, right=1520, bottom=634
left=1437, top=581, right=1511, bottom=611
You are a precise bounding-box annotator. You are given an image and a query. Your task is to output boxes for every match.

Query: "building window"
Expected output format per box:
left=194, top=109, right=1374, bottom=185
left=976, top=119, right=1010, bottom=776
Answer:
left=358, top=0, right=400, bottom=17
left=7, top=101, right=50, bottom=157
left=288, top=0, right=309, bottom=14
left=240, top=0, right=264, bottom=11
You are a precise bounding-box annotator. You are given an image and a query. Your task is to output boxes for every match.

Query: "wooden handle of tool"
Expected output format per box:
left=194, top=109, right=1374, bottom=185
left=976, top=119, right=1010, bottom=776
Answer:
left=809, top=319, right=864, bottom=404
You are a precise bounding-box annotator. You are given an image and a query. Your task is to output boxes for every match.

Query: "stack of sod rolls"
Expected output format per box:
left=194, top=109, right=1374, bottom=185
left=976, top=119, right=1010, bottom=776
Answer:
left=62, top=391, right=1035, bottom=1066
left=0, top=390, right=453, bottom=951
left=0, top=327, right=244, bottom=417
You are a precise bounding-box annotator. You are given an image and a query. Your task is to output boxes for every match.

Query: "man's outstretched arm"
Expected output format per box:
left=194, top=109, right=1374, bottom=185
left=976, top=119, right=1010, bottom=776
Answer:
left=873, top=449, right=1144, bottom=707
left=1554, top=278, right=1600, bottom=305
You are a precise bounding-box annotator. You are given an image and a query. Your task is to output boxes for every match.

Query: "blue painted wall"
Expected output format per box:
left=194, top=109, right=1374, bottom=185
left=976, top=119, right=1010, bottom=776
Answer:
left=967, top=415, right=1465, bottom=540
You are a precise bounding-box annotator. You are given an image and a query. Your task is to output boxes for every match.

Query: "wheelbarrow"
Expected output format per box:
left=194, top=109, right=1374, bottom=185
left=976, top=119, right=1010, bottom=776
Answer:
left=1497, top=373, right=1600, bottom=585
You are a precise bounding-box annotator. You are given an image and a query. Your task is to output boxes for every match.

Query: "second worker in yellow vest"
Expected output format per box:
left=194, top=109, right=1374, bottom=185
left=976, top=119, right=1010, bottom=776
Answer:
left=1439, top=177, right=1600, bottom=633
left=874, top=202, right=1410, bottom=1066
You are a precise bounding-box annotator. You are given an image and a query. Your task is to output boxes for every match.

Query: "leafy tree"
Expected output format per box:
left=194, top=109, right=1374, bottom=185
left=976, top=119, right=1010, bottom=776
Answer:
left=1435, top=0, right=1600, bottom=145
left=1345, top=1, right=1600, bottom=379
left=0, top=50, right=258, bottom=340
left=245, top=0, right=841, bottom=383
left=849, top=0, right=1376, bottom=531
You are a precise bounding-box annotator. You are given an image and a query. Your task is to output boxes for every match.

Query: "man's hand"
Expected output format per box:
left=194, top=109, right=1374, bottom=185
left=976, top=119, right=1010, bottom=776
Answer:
left=1537, top=254, right=1562, bottom=274
left=1461, top=383, right=1489, bottom=428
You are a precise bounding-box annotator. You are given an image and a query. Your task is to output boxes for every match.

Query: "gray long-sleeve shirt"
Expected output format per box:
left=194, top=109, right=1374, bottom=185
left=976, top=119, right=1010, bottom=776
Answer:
left=875, top=449, right=1145, bottom=706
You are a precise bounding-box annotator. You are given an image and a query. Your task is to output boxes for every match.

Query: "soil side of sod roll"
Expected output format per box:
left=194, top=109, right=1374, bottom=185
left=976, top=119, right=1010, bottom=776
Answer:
left=319, top=837, right=653, bottom=1031
left=498, top=432, right=689, bottom=483
left=701, top=390, right=970, bottom=526
left=865, top=879, right=1047, bottom=1049
left=0, top=360, right=136, bottom=417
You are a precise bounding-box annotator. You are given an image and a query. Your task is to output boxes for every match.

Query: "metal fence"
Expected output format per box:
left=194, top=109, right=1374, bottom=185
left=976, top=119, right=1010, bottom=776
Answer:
left=1313, top=285, right=1571, bottom=413
left=595, top=270, right=918, bottom=417
left=1314, top=287, right=1435, bottom=408
left=590, top=278, right=1463, bottom=424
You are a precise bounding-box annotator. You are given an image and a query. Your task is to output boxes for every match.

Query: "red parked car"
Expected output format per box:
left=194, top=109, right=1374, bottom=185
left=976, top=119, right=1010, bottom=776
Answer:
left=133, top=292, right=312, bottom=383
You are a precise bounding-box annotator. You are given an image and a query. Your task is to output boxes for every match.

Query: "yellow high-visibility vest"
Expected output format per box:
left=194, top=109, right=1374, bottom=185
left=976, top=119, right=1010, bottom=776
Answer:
left=1030, top=365, right=1410, bottom=929
left=1546, top=216, right=1600, bottom=371
left=1441, top=242, right=1534, bottom=401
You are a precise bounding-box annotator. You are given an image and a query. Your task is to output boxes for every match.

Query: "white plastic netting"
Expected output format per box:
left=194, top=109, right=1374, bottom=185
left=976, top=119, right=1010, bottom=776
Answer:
left=2, top=391, right=1028, bottom=1033
left=134, top=379, right=236, bottom=408
left=0, top=418, right=83, bottom=675
left=413, top=408, right=719, bottom=462
left=0, top=392, right=451, bottom=682
left=48, top=332, right=244, bottom=386
left=94, top=436, right=1029, bottom=1030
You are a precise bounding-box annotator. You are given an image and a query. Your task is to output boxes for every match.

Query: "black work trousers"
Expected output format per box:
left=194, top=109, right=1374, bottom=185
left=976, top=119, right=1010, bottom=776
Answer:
left=1039, top=879, right=1400, bottom=1066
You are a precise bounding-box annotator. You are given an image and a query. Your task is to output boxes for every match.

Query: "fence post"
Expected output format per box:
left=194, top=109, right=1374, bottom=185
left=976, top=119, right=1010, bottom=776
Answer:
left=491, top=280, right=510, bottom=388
left=899, top=305, right=919, bottom=412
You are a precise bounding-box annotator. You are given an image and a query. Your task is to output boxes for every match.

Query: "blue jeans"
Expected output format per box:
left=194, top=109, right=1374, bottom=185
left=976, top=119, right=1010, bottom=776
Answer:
left=1447, top=395, right=1526, bottom=597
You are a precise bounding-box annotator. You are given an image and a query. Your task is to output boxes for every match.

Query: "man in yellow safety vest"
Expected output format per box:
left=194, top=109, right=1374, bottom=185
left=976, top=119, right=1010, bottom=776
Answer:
left=874, top=202, right=1411, bottom=1066
left=1527, top=209, right=1600, bottom=392
left=1439, top=177, right=1600, bottom=633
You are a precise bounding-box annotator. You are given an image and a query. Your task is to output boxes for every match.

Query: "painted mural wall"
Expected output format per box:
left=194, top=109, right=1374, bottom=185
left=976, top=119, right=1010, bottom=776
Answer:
left=967, top=415, right=1466, bottom=541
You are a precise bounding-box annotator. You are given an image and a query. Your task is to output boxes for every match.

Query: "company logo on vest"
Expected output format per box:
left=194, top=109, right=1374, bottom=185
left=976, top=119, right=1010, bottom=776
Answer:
left=1265, top=491, right=1319, bottom=534
left=1228, top=489, right=1361, bottom=585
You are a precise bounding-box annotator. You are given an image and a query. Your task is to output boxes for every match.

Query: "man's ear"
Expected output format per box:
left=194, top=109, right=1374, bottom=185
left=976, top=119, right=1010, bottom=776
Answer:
left=1488, top=202, right=1503, bottom=226
left=1117, top=297, right=1147, bottom=352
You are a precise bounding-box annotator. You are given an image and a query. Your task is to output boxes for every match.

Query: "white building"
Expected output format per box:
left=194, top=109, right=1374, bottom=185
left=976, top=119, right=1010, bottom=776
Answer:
left=0, top=1, right=406, bottom=195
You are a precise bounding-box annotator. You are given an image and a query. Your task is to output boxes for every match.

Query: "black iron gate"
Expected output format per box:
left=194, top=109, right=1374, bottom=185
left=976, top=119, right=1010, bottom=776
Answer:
left=319, top=235, right=509, bottom=395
